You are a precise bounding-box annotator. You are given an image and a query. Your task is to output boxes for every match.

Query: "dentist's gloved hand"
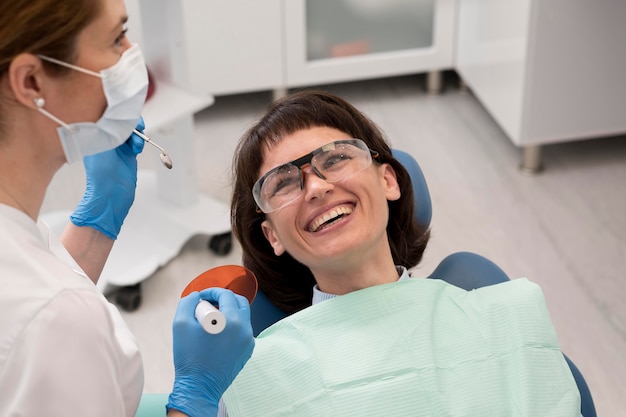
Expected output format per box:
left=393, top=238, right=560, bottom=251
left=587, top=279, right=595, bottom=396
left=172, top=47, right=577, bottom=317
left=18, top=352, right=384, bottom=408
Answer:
left=166, top=288, right=255, bottom=417
left=70, top=117, right=146, bottom=240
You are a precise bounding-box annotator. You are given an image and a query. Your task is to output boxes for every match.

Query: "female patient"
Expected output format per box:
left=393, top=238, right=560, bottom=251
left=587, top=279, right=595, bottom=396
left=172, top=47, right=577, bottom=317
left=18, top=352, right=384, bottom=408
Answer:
left=224, top=90, right=580, bottom=416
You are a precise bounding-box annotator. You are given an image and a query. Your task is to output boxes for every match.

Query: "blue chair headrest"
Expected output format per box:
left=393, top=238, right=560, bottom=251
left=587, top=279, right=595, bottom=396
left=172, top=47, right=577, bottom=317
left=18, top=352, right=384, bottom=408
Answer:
left=391, top=149, right=432, bottom=230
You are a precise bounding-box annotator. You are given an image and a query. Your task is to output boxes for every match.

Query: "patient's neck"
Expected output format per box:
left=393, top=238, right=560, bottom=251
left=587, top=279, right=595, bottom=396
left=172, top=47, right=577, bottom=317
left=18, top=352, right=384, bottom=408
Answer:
left=312, top=256, right=400, bottom=296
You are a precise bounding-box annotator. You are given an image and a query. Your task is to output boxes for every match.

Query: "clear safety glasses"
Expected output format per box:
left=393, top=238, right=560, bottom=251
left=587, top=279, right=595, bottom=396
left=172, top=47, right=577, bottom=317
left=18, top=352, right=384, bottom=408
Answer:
left=253, top=139, right=379, bottom=213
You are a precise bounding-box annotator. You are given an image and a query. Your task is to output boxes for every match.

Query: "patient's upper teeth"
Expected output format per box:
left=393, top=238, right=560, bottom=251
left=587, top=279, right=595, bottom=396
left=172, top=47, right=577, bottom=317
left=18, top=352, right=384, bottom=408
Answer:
left=310, top=206, right=353, bottom=232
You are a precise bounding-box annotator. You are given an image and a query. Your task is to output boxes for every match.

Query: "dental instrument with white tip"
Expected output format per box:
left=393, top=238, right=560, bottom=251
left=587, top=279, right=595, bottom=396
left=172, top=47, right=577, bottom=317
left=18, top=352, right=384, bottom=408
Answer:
left=195, top=300, right=227, bottom=334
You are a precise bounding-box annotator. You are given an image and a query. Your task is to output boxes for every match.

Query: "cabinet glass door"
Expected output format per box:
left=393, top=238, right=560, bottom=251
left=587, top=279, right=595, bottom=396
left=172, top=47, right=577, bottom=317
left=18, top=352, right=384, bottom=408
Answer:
left=284, top=0, right=455, bottom=87
left=306, top=0, right=435, bottom=61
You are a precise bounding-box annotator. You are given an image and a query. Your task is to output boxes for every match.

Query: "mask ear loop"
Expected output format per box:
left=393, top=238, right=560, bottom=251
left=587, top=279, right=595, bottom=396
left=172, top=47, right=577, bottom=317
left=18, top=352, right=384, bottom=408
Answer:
left=37, top=55, right=101, bottom=78
left=34, top=97, right=71, bottom=129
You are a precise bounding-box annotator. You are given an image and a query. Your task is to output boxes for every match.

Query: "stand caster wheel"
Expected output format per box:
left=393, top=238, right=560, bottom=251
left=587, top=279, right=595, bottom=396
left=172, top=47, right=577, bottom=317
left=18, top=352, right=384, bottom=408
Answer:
left=115, top=283, right=142, bottom=312
left=208, top=232, right=232, bottom=256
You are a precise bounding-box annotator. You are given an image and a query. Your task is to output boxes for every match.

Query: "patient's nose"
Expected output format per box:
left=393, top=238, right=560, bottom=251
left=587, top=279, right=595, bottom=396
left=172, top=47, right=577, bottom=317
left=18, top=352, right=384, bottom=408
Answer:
left=302, top=165, right=333, bottom=201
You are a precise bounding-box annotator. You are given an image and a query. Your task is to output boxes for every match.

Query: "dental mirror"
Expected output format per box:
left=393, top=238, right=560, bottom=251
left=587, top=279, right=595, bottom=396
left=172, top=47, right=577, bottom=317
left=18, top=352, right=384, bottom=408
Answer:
left=133, top=129, right=173, bottom=169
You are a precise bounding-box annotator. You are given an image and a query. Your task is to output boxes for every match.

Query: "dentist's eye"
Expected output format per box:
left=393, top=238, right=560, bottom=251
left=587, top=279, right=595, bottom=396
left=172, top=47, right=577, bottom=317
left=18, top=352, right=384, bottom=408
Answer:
left=114, top=27, right=129, bottom=47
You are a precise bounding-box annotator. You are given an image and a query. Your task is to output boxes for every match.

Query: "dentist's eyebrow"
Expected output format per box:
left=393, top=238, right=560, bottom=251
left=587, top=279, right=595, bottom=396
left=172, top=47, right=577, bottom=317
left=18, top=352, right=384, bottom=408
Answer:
left=110, top=15, right=129, bottom=35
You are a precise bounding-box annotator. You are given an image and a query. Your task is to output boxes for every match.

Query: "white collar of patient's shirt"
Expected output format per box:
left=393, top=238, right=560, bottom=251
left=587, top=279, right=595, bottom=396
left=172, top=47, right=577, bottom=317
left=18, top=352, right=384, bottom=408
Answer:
left=311, top=266, right=410, bottom=305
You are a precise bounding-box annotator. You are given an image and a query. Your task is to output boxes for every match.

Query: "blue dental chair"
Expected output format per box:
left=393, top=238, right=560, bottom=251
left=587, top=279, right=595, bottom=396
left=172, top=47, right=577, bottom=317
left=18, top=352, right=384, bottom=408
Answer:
left=247, top=149, right=597, bottom=417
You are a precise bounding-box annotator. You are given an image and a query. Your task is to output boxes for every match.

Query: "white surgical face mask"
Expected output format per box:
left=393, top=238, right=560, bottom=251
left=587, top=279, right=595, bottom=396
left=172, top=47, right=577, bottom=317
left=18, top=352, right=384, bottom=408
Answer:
left=37, top=44, right=148, bottom=164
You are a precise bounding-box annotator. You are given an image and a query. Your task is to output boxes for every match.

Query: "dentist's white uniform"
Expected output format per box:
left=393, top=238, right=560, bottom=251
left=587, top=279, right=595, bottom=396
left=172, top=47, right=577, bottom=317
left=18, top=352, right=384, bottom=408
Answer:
left=0, top=204, right=143, bottom=417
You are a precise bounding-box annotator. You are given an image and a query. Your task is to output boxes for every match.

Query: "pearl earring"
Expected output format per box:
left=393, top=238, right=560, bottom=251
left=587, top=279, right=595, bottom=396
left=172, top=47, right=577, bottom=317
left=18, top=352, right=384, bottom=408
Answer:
left=34, top=97, right=45, bottom=108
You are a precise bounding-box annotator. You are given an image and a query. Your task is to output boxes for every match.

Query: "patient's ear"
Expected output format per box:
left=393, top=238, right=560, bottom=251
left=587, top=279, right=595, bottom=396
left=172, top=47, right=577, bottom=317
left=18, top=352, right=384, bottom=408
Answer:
left=381, top=163, right=401, bottom=201
left=261, top=219, right=285, bottom=256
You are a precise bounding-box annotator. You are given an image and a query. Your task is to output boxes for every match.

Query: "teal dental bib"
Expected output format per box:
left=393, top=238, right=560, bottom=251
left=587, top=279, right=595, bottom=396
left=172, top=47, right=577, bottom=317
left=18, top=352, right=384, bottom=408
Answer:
left=224, top=278, right=580, bottom=416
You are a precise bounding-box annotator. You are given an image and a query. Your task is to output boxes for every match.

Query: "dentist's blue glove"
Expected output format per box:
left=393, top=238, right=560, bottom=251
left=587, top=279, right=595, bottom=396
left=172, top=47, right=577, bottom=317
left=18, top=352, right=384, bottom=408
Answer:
left=166, top=288, right=255, bottom=417
left=70, top=117, right=146, bottom=240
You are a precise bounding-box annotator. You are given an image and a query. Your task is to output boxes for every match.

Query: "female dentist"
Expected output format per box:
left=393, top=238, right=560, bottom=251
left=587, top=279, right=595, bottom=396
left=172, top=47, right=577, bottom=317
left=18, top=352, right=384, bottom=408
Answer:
left=0, top=1, right=254, bottom=416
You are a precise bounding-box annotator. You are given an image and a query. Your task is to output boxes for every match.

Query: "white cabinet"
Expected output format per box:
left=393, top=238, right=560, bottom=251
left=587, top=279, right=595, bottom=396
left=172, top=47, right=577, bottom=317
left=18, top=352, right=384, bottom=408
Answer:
left=455, top=0, right=626, bottom=171
left=176, top=0, right=456, bottom=96
left=284, top=0, right=456, bottom=88
left=177, top=0, right=284, bottom=96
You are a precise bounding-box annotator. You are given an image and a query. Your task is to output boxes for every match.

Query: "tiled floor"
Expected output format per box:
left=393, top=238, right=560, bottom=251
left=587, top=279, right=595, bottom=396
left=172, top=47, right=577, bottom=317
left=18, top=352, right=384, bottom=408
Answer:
left=45, top=74, right=626, bottom=416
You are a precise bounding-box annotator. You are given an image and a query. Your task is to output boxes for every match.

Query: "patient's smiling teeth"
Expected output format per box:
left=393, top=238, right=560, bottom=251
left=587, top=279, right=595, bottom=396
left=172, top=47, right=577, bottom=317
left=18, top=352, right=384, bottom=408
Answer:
left=309, top=206, right=353, bottom=232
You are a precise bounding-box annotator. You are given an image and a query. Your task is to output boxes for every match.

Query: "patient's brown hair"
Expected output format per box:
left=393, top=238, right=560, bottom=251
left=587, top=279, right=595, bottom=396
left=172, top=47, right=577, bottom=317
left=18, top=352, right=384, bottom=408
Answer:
left=231, top=90, right=429, bottom=313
